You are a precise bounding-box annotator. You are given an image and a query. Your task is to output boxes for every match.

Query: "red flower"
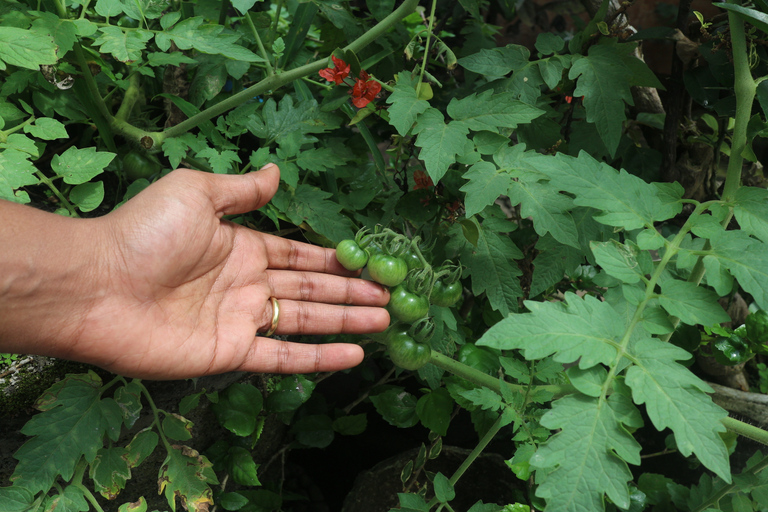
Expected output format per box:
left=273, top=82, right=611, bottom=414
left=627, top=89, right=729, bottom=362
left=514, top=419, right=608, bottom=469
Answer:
left=319, top=56, right=350, bottom=85
left=350, top=70, right=382, bottom=108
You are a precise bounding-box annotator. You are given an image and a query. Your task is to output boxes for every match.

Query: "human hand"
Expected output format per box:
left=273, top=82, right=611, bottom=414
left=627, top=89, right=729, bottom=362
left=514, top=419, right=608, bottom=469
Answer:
left=54, top=165, right=389, bottom=379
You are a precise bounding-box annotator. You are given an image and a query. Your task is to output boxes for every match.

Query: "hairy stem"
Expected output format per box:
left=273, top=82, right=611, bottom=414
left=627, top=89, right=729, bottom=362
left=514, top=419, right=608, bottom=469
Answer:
left=245, top=11, right=274, bottom=76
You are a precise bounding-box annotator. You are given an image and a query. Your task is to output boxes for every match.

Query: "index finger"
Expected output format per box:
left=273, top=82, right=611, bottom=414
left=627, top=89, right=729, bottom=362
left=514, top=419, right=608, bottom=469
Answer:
left=260, top=232, right=355, bottom=276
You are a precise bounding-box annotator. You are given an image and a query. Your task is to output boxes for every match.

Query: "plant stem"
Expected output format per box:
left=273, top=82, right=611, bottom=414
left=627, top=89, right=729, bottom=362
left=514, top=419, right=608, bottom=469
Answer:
left=245, top=11, right=274, bottom=76
left=418, top=0, right=438, bottom=87
left=692, top=452, right=768, bottom=512
left=114, top=72, right=141, bottom=122
left=34, top=172, right=79, bottom=217
left=722, top=417, right=768, bottom=446
left=137, top=380, right=174, bottom=452
left=158, top=0, right=419, bottom=143
left=429, top=350, right=574, bottom=398
left=268, top=0, right=284, bottom=48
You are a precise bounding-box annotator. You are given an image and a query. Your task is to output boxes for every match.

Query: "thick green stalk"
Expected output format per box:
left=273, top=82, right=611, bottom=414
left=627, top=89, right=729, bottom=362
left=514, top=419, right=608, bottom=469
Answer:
left=245, top=11, right=274, bottom=76
left=114, top=73, right=141, bottom=122
left=429, top=351, right=575, bottom=398
left=722, top=417, right=768, bottom=446
left=418, top=0, right=438, bottom=86
left=158, top=0, right=419, bottom=143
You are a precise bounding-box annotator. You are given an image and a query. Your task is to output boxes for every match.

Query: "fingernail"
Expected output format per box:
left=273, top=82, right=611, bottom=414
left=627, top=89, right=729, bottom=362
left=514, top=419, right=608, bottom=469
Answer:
left=259, top=163, right=275, bottom=171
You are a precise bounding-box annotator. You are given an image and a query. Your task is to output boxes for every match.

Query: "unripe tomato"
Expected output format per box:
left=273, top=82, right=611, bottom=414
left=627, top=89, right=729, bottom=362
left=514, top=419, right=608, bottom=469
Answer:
left=401, top=248, right=423, bottom=271
left=430, top=279, right=462, bottom=307
left=388, top=284, right=429, bottom=323
left=367, top=254, right=408, bottom=287
left=123, top=150, right=161, bottom=181
left=387, top=331, right=431, bottom=370
left=336, top=239, right=368, bottom=271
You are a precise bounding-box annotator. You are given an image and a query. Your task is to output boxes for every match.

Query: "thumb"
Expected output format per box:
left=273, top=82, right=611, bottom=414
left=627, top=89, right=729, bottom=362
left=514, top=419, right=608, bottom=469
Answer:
left=209, top=163, right=281, bottom=216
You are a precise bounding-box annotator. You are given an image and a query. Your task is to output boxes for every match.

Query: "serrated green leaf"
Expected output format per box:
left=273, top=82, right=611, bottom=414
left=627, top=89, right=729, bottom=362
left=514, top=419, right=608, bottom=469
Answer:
left=42, top=485, right=89, bottom=512
left=228, top=446, right=261, bottom=486
left=11, top=372, right=123, bottom=494
left=248, top=96, right=340, bottom=144
left=626, top=338, right=730, bottom=482
left=90, top=446, right=131, bottom=499
left=536, top=33, right=565, bottom=55
left=413, top=108, right=470, bottom=183
left=370, top=387, right=419, bottom=428
left=24, top=117, right=68, bottom=140
left=125, top=429, right=158, bottom=468
left=524, top=151, right=682, bottom=230
left=566, top=366, right=607, bottom=397
left=296, top=146, right=350, bottom=173
left=211, top=383, right=263, bottom=437
left=457, top=44, right=530, bottom=77
left=416, top=388, right=453, bottom=436
left=0, top=486, right=38, bottom=512
left=709, top=230, right=768, bottom=310
left=508, top=178, right=580, bottom=248
left=158, top=446, right=218, bottom=512
left=478, top=292, right=622, bottom=368
left=387, top=74, right=430, bottom=136
left=531, top=393, right=642, bottom=512
left=0, top=149, right=39, bottom=203
left=93, top=26, right=153, bottom=62
left=197, top=147, right=241, bottom=173
left=530, top=236, right=585, bottom=297
left=446, top=90, right=543, bottom=132
left=0, top=27, right=58, bottom=71
left=51, top=146, right=114, bottom=185
left=568, top=40, right=662, bottom=155
left=733, top=186, right=768, bottom=243
left=591, top=240, right=647, bottom=284
left=459, top=225, right=523, bottom=316
left=162, top=413, right=193, bottom=441
left=282, top=185, right=354, bottom=243
left=459, top=386, right=504, bottom=411
left=95, top=0, right=124, bottom=17
left=155, top=17, right=262, bottom=61
left=460, top=161, right=514, bottom=217
left=658, top=279, right=731, bottom=326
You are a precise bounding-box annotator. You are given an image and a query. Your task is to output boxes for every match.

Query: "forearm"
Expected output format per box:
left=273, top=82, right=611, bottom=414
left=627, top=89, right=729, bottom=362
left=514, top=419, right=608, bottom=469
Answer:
left=0, top=200, right=107, bottom=358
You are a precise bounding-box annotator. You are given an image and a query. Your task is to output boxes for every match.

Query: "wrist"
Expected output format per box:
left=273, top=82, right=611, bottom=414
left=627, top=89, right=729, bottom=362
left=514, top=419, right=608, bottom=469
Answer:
left=0, top=200, right=109, bottom=360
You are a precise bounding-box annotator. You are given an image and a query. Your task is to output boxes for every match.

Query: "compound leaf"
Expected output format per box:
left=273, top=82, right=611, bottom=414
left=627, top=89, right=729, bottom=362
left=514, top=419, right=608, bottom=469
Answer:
left=155, top=17, right=262, bottom=61
left=626, top=338, right=730, bottom=482
left=446, top=90, right=543, bottom=132
left=733, top=186, right=768, bottom=243
left=0, top=27, right=58, bottom=71
left=507, top=178, right=580, bottom=248
left=93, top=26, right=153, bottom=62
left=709, top=229, right=768, bottom=310
left=158, top=446, right=218, bottom=512
left=413, top=108, right=470, bottom=183
left=89, top=447, right=131, bottom=500
left=460, top=160, right=514, bottom=217
left=386, top=74, right=430, bottom=136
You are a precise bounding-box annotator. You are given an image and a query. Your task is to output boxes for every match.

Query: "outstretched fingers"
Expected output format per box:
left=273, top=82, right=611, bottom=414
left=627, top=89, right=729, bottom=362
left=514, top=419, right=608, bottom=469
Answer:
left=258, top=300, right=390, bottom=336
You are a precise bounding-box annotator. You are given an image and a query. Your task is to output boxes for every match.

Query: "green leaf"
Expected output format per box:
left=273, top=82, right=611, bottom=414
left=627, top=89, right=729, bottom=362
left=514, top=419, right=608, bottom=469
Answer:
left=125, top=429, right=158, bottom=468
left=370, top=387, right=419, bottom=428
left=42, top=485, right=89, bottom=512
left=90, top=446, right=131, bottom=500
left=0, top=27, right=58, bottom=71
left=535, top=32, right=565, bottom=55
left=416, top=388, right=453, bottom=436
left=658, top=279, right=731, bottom=326
left=733, top=186, right=768, bottom=243
left=387, top=74, right=430, bottom=136
left=332, top=413, right=367, bottom=435
left=227, top=446, right=261, bottom=486
left=458, top=223, right=523, bottom=316
left=446, top=90, right=543, bottom=132
left=0, top=486, right=38, bottom=512
left=158, top=446, right=218, bottom=512
left=626, top=338, right=730, bottom=482
left=197, top=147, right=242, bottom=173
left=95, top=0, right=123, bottom=17
left=281, top=185, right=354, bottom=244
left=0, top=149, right=39, bottom=203
left=413, top=108, right=470, bottom=183
left=433, top=473, right=456, bottom=503
left=568, top=41, right=663, bottom=155
left=296, top=146, right=351, bottom=173
left=714, top=3, right=768, bottom=35
left=211, top=383, right=263, bottom=437
left=11, top=372, right=124, bottom=494
left=162, top=413, right=193, bottom=441
left=51, top=147, right=115, bottom=185
left=478, top=292, right=622, bottom=368
left=531, top=393, right=642, bottom=512
left=155, top=17, right=263, bottom=61
left=460, top=161, right=514, bottom=217
left=457, top=44, right=530, bottom=77
left=709, top=229, right=768, bottom=310
left=93, top=26, right=153, bottom=62
left=591, top=240, right=647, bottom=284
left=529, top=237, right=584, bottom=297
left=248, top=96, right=341, bottom=144
left=524, top=151, right=682, bottom=230
left=459, top=387, right=504, bottom=411
left=24, top=117, right=68, bottom=140
left=70, top=181, right=104, bottom=212
left=507, top=177, right=580, bottom=248
left=231, top=0, right=258, bottom=15
left=291, top=414, right=335, bottom=448
left=114, top=381, right=143, bottom=429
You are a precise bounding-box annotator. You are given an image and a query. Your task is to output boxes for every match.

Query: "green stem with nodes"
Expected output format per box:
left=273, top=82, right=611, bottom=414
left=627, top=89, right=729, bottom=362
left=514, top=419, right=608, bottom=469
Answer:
left=114, top=72, right=141, bottom=122
left=157, top=0, right=419, bottom=145
left=417, top=0, right=438, bottom=88
left=692, top=451, right=768, bottom=512
left=34, top=172, right=79, bottom=217
left=429, top=351, right=574, bottom=399
left=722, top=417, right=768, bottom=446
left=245, top=11, right=274, bottom=77
left=137, top=380, right=173, bottom=452
left=426, top=413, right=506, bottom=509
left=268, top=0, right=284, bottom=48
left=0, top=115, right=35, bottom=143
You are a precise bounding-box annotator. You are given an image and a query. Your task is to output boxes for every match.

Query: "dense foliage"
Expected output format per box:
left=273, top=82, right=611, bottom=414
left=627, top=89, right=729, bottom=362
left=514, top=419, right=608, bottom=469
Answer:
left=3, top=0, right=768, bottom=510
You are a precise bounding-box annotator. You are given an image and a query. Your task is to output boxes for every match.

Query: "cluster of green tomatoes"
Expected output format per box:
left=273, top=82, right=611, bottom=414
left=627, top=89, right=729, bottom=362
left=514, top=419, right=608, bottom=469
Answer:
left=335, top=228, right=463, bottom=371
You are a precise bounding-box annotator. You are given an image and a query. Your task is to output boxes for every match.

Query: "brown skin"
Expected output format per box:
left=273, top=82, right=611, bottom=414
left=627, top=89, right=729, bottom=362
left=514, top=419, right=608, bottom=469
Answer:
left=0, top=164, right=390, bottom=379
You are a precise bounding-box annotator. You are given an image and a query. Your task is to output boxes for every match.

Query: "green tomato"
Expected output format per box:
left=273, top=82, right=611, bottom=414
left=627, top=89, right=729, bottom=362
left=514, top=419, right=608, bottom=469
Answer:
left=336, top=239, right=368, bottom=271
left=387, top=331, right=431, bottom=370
left=388, top=284, right=429, bottom=323
left=123, top=150, right=161, bottom=181
left=430, top=280, right=462, bottom=307
left=401, top=248, right=423, bottom=271
left=746, top=310, right=768, bottom=345
left=368, top=254, right=408, bottom=287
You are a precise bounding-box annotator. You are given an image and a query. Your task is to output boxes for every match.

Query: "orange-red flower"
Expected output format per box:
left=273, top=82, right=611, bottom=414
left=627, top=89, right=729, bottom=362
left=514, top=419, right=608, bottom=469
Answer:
left=350, top=70, right=382, bottom=108
left=319, top=56, right=350, bottom=85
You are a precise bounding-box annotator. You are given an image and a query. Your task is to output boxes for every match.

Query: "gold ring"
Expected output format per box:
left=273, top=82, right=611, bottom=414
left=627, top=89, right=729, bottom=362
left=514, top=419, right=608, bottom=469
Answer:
left=263, top=297, right=280, bottom=337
